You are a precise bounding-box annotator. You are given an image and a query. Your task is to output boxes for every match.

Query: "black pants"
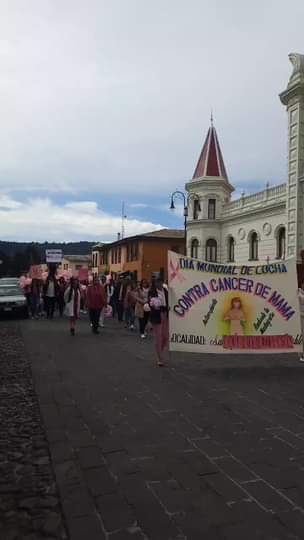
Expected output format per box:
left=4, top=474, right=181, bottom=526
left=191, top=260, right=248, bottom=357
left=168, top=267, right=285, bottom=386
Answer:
left=139, top=312, right=150, bottom=335
left=57, top=296, right=65, bottom=317
left=89, top=308, right=101, bottom=332
left=117, top=301, right=124, bottom=322
left=110, top=298, right=116, bottom=318
left=46, top=297, right=55, bottom=319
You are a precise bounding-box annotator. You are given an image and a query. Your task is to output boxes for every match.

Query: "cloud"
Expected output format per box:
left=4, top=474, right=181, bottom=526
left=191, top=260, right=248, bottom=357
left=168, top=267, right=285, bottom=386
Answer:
left=0, top=0, right=302, bottom=200
left=0, top=194, right=22, bottom=209
left=0, top=194, right=163, bottom=242
left=128, top=203, right=150, bottom=209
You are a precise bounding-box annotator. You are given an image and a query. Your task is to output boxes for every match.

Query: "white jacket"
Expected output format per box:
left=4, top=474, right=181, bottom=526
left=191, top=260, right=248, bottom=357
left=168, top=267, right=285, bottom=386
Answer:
left=64, top=287, right=81, bottom=318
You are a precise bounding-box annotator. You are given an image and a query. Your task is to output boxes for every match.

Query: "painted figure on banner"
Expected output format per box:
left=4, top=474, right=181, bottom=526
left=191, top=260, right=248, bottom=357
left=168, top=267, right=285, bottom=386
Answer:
left=224, top=297, right=246, bottom=336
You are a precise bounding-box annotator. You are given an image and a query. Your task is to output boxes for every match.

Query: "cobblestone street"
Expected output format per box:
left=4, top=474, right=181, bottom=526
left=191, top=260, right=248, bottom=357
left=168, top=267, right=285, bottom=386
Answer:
left=0, top=324, right=67, bottom=540
left=3, top=317, right=304, bottom=539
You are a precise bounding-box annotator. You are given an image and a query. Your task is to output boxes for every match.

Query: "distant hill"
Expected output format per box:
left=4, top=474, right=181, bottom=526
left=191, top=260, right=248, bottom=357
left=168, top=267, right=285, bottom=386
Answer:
left=0, top=241, right=95, bottom=258
left=0, top=240, right=96, bottom=276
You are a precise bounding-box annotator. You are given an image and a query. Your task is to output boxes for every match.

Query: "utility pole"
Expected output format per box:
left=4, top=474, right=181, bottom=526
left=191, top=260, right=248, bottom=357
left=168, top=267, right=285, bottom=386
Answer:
left=121, top=202, right=127, bottom=239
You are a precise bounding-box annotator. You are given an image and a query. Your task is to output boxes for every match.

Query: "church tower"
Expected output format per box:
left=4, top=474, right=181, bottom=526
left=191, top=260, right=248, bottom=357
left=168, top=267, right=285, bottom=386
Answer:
left=280, top=53, right=304, bottom=261
left=185, top=120, right=234, bottom=261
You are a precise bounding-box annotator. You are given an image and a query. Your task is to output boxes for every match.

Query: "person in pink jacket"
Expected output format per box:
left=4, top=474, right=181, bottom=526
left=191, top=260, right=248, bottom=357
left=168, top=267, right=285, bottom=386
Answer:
left=86, top=276, right=107, bottom=334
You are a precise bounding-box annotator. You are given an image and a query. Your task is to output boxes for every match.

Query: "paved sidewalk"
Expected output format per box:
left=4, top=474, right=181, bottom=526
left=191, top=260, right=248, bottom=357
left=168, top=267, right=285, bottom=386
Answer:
left=21, top=317, right=304, bottom=539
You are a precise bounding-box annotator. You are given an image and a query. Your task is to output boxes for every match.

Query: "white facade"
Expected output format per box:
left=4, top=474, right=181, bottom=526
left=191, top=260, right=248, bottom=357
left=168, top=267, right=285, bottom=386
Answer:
left=186, top=53, right=304, bottom=265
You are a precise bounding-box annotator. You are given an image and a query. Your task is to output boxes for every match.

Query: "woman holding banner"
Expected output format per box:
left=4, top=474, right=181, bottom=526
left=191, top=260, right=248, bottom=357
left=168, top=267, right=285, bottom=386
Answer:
left=149, top=278, right=169, bottom=367
left=298, top=282, right=304, bottom=362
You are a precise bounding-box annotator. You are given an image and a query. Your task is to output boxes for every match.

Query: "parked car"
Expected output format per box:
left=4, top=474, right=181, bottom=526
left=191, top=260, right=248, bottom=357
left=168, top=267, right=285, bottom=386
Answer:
left=0, top=284, right=28, bottom=318
left=0, top=277, right=20, bottom=285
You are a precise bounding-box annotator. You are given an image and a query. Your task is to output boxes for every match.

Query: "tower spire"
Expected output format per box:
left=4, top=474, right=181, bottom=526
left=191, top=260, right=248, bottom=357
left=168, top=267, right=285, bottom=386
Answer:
left=192, top=121, right=229, bottom=181
left=210, top=109, right=213, bottom=126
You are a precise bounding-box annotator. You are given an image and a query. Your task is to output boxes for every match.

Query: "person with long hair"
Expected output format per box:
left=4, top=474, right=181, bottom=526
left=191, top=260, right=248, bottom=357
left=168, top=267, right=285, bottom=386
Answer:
left=57, top=277, right=66, bottom=317
left=149, top=278, right=169, bottom=366
left=135, top=279, right=150, bottom=338
left=64, top=277, right=81, bottom=336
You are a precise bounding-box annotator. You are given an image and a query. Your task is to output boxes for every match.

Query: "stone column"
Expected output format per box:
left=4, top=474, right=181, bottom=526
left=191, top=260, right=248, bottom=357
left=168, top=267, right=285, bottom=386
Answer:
left=280, top=53, right=304, bottom=261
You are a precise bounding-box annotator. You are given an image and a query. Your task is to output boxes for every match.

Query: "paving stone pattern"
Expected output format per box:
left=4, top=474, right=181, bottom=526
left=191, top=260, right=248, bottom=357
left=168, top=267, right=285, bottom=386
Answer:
left=0, top=324, right=67, bottom=540
left=20, top=317, right=304, bottom=539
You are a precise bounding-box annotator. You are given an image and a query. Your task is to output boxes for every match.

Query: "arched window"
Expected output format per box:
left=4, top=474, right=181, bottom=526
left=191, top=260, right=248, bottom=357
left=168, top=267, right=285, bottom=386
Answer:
left=227, top=237, right=235, bottom=262
left=277, top=227, right=286, bottom=259
left=206, top=239, right=217, bottom=262
left=249, top=232, right=258, bottom=261
left=191, top=239, right=199, bottom=259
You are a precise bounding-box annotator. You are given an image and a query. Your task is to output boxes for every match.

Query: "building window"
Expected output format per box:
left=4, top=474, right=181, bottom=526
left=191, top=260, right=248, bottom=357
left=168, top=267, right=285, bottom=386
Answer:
left=206, top=239, right=217, bottom=262
left=193, top=199, right=200, bottom=220
left=101, top=250, right=108, bottom=265
left=227, top=237, right=235, bottom=262
left=249, top=232, right=258, bottom=260
left=64, top=263, right=68, bottom=270
left=191, top=239, right=199, bottom=259
left=277, top=227, right=286, bottom=259
left=127, top=242, right=138, bottom=262
left=118, top=247, right=121, bottom=263
left=208, top=199, right=216, bottom=219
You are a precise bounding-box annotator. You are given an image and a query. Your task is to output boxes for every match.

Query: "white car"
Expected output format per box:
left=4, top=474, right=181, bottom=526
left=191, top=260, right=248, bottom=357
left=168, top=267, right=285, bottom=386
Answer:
left=0, top=277, right=20, bottom=285
left=0, top=284, right=28, bottom=318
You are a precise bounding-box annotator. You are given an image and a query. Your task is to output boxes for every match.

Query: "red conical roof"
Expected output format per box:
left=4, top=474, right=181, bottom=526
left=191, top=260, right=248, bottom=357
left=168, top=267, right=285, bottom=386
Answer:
left=192, top=124, right=228, bottom=181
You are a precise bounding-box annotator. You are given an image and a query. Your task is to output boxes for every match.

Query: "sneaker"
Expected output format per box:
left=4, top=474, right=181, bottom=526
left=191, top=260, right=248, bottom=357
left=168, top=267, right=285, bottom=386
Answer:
left=99, top=323, right=105, bottom=328
left=130, top=324, right=135, bottom=330
left=299, top=356, right=304, bottom=363
left=141, top=334, right=146, bottom=339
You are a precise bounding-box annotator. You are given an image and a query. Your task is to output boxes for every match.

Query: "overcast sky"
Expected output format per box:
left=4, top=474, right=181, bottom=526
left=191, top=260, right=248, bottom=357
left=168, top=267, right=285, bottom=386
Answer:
left=0, top=0, right=303, bottom=242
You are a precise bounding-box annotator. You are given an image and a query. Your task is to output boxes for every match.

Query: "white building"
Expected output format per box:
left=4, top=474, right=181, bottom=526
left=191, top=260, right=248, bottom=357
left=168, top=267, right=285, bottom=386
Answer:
left=186, top=53, right=304, bottom=266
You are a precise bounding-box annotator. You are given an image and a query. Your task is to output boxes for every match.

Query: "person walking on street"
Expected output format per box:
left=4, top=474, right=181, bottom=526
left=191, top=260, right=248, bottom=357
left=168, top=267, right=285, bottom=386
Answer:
left=298, top=281, right=304, bottom=362
left=125, top=281, right=137, bottom=330
left=149, top=278, right=169, bottom=366
left=99, top=275, right=107, bottom=328
left=23, top=276, right=32, bottom=314
left=135, top=279, right=150, bottom=338
left=86, top=276, right=107, bottom=334
left=64, top=277, right=81, bottom=336
left=43, top=274, right=58, bottom=319
left=57, top=277, right=66, bottom=317
left=115, top=277, right=125, bottom=322
left=105, top=277, right=114, bottom=316
left=30, top=278, right=42, bottom=319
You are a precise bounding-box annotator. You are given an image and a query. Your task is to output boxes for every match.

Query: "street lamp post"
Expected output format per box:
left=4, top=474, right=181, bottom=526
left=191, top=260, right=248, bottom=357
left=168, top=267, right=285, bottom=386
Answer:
left=170, top=190, right=201, bottom=255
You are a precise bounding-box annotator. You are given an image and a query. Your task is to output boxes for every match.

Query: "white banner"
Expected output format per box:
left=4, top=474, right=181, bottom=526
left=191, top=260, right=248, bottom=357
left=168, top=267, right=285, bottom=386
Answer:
left=46, top=249, right=63, bottom=263
left=168, top=251, right=301, bottom=354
